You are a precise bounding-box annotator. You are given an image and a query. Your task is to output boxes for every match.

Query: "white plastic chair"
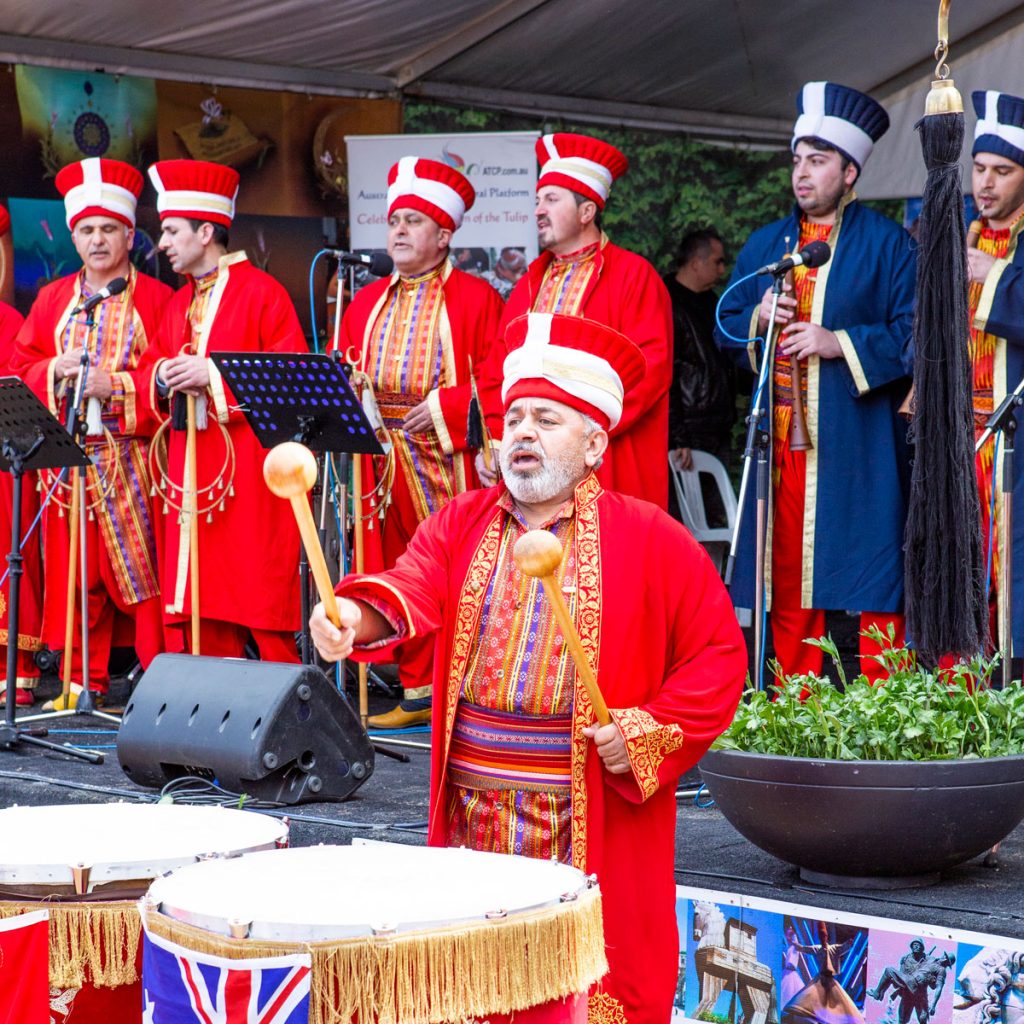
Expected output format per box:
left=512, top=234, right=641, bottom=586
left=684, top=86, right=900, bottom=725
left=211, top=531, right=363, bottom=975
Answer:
left=669, top=449, right=736, bottom=547
left=669, top=450, right=751, bottom=625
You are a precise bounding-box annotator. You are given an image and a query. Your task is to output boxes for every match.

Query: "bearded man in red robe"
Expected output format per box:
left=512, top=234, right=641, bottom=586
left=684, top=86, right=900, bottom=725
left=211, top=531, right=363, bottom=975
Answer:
left=311, top=311, right=746, bottom=1024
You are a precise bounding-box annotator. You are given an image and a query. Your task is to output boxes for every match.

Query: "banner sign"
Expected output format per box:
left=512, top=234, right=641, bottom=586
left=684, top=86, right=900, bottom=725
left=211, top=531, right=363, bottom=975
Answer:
left=673, top=885, right=1024, bottom=1024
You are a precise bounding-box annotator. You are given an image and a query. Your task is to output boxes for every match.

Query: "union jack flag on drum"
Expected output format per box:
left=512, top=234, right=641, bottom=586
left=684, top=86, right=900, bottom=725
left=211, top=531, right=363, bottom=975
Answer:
left=141, top=926, right=311, bottom=1023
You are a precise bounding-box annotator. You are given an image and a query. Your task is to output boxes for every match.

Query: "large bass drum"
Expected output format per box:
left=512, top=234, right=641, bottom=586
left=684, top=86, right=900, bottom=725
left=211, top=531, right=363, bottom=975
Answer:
left=143, top=841, right=607, bottom=1023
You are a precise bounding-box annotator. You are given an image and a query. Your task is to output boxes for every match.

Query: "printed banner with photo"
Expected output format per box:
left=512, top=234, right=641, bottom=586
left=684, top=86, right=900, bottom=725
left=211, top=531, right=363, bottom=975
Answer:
left=345, top=131, right=540, bottom=299
left=674, top=886, right=1024, bottom=1024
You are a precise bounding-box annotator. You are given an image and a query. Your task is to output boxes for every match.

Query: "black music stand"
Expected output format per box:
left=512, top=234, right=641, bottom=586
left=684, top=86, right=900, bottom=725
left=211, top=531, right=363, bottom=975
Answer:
left=211, top=351, right=384, bottom=653
left=0, top=378, right=102, bottom=763
left=211, top=353, right=412, bottom=762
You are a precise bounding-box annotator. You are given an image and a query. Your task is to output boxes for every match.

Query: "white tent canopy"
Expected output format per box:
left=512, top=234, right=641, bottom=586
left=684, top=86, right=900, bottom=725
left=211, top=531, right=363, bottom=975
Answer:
left=1, top=0, right=1023, bottom=196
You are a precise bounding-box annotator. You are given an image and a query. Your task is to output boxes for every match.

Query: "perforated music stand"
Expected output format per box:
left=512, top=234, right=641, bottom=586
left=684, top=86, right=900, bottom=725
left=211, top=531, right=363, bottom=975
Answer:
left=211, top=353, right=414, bottom=761
left=212, top=351, right=384, bottom=655
left=211, top=352, right=385, bottom=456
left=0, top=377, right=102, bottom=763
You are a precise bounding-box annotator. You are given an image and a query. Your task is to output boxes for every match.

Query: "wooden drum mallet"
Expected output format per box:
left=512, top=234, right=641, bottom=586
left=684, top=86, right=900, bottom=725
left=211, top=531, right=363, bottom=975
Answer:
left=263, top=440, right=345, bottom=638
left=512, top=529, right=611, bottom=726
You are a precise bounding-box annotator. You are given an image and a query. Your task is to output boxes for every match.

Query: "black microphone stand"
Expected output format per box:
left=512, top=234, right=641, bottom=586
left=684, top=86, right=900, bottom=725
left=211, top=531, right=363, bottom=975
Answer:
left=0, top=378, right=100, bottom=763
left=725, top=271, right=787, bottom=692
left=22, top=308, right=121, bottom=728
left=975, top=381, right=1024, bottom=688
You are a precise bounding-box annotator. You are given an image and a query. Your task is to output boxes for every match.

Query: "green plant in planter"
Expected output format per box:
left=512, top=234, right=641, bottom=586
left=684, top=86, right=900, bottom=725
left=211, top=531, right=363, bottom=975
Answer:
left=716, top=627, right=1024, bottom=761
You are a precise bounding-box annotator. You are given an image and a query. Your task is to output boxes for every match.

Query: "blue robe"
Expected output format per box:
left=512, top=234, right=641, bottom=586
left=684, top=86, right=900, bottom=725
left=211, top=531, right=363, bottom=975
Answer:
left=716, top=197, right=916, bottom=614
left=974, top=233, right=1024, bottom=645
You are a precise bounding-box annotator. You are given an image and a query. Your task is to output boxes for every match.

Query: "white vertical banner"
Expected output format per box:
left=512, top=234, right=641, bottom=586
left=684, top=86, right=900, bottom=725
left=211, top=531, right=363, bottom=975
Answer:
left=345, top=131, right=539, bottom=297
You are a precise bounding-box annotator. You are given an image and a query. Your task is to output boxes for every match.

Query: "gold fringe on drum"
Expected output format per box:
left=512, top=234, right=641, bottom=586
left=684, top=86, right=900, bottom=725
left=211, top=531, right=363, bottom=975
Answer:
left=0, top=900, right=140, bottom=989
left=143, top=887, right=607, bottom=1024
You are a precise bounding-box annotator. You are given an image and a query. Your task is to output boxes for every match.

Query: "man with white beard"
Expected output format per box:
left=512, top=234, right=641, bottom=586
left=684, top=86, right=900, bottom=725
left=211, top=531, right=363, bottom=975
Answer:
left=310, top=311, right=746, bottom=1024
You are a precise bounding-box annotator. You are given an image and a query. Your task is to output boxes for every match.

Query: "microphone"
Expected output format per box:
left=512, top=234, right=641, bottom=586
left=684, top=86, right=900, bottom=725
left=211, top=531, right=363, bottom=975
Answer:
left=756, top=241, right=831, bottom=276
left=70, top=277, right=128, bottom=316
left=327, top=250, right=394, bottom=276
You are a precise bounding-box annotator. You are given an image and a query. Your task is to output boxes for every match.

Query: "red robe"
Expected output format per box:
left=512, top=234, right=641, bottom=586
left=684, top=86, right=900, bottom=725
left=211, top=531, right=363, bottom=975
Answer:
left=337, top=265, right=504, bottom=485
left=334, top=265, right=504, bottom=692
left=0, top=301, right=42, bottom=685
left=13, top=269, right=172, bottom=682
left=339, top=474, right=746, bottom=1024
left=487, top=238, right=673, bottom=508
left=139, top=254, right=305, bottom=634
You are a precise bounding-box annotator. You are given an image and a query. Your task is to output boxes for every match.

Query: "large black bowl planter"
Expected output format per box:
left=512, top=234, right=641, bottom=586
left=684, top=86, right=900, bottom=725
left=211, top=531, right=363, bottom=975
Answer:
left=699, top=748, right=1024, bottom=889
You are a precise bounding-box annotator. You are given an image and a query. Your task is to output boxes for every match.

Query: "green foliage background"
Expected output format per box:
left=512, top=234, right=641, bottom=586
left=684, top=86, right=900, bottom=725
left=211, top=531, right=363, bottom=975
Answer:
left=404, top=101, right=904, bottom=274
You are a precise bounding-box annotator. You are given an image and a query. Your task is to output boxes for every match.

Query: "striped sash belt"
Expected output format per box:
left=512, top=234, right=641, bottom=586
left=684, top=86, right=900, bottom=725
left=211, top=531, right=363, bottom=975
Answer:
left=376, top=391, right=420, bottom=430
left=448, top=703, right=572, bottom=794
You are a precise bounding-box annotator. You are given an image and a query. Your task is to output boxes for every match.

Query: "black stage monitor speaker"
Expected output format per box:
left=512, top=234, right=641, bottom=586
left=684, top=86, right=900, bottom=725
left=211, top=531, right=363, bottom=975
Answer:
left=117, top=655, right=374, bottom=804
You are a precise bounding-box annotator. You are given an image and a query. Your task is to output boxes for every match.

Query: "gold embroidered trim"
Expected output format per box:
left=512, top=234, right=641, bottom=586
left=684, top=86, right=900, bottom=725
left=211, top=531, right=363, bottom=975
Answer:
left=797, top=198, right=848, bottom=609
left=974, top=257, right=1011, bottom=334
left=427, top=388, right=452, bottom=454
left=588, top=990, right=628, bottom=1024
left=570, top=472, right=603, bottom=870
left=610, top=707, right=684, bottom=801
left=0, top=630, right=43, bottom=652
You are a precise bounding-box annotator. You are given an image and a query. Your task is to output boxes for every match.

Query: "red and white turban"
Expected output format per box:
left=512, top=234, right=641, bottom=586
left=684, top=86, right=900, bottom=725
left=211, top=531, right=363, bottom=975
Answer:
left=148, top=160, right=240, bottom=228
left=0, top=205, right=9, bottom=238
left=502, top=312, right=645, bottom=430
left=535, top=133, right=628, bottom=209
left=55, top=158, right=143, bottom=230
left=386, top=157, right=475, bottom=232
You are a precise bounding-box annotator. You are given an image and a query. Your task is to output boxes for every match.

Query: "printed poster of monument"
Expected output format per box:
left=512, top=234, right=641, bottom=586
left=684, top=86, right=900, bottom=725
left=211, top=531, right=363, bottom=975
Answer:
left=674, top=890, right=981, bottom=1024
left=951, top=943, right=1024, bottom=1024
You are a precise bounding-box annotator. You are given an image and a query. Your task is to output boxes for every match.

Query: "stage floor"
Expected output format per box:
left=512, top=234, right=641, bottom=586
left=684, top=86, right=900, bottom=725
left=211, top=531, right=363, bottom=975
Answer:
left=2, top=669, right=1023, bottom=944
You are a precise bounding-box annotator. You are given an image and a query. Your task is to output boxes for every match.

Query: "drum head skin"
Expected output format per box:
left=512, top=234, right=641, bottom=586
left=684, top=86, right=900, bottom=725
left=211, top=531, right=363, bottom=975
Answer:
left=0, top=803, right=287, bottom=895
left=149, top=843, right=592, bottom=941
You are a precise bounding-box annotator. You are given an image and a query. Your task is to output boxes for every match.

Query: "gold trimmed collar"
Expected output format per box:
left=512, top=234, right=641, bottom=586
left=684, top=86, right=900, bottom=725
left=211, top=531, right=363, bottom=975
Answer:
left=399, top=260, right=448, bottom=288
left=551, top=241, right=599, bottom=266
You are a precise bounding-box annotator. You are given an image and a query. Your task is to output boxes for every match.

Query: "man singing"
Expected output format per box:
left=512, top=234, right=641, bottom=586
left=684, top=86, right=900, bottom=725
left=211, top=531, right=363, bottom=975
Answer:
left=717, top=81, right=915, bottom=680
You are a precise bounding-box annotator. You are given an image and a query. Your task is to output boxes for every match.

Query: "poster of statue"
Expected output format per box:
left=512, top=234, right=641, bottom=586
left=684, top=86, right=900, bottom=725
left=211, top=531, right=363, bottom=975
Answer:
left=952, top=944, right=1024, bottom=1024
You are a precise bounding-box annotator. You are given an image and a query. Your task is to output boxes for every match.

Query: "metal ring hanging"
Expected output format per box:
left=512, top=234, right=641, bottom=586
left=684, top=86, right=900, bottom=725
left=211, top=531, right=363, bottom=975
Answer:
left=148, top=415, right=237, bottom=519
left=41, top=426, right=120, bottom=514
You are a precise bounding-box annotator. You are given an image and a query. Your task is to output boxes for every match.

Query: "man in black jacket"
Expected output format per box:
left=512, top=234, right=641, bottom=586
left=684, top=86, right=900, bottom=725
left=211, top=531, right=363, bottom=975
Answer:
left=666, top=228, right=735, bottom=466
left=665, top=228, right=738, bottom=524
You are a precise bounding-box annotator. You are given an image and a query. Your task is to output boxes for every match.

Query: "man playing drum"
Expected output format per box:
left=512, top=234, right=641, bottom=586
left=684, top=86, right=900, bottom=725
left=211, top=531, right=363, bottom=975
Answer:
left=310, top=311, right=747, bottom=1024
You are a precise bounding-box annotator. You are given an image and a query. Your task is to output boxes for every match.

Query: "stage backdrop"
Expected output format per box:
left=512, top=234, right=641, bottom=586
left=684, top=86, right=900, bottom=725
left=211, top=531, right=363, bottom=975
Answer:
left=345, top=131, right=539, bottom=299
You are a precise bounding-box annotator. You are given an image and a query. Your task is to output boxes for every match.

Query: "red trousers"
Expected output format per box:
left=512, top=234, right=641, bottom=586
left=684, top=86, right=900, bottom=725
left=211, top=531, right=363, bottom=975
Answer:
left=177, top=619, right=299, bottom=663
left=771, top=440, right=904, bottom=683
left=44, top=512, right=165, bottom=694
